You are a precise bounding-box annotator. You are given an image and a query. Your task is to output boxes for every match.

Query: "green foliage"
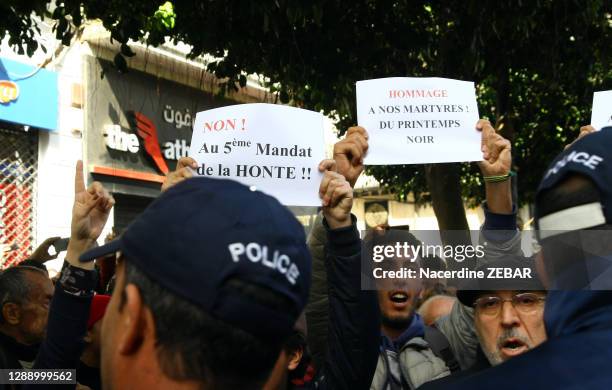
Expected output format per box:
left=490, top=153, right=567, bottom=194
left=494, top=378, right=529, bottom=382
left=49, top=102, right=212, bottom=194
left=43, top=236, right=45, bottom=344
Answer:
left=153, top=2, right=175, bottom=30
left=2, top=0, right=610, bottom=206
left=1, top=0, right=48, bottom=56
left=2, top=1, right=177, bottom=72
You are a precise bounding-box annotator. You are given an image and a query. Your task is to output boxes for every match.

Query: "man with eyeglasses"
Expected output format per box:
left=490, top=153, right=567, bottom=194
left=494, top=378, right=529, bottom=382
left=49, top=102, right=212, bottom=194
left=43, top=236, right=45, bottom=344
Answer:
left=457, top=256, right=547, bottom=367
left=470, top=291, right=546, bottom=362
left=419, top=256, right=546, bottom=389
left=439, top=127, right=612, bottom=389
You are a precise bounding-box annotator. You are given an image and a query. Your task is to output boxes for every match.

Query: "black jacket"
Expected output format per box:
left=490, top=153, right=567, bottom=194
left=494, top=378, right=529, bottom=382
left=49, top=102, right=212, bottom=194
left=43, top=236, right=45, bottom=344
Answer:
left=24, top=264, right=96, bottom=390
left=440, top=290, right=612, bottom=389
left=32, top=289, right=92, bottom=371
left=0, top=332, right=38, bottom=370
left=0, top=332, right=39, bottom=390
left=301, top=216, right=380, bottom=389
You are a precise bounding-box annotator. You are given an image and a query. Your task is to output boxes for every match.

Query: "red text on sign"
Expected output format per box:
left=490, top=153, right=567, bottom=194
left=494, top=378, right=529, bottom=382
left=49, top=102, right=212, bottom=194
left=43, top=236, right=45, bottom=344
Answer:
left=388, top=90, right=448, bottom=98
left=204, top=118, right=247, bottom=132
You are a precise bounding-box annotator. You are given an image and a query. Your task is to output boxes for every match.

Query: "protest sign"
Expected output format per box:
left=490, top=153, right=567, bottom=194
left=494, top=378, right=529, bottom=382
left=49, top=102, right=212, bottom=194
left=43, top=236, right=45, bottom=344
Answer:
left=190, top=103, right=325, bottom=206
left=356, top=77, right=481, bottom=165
left=591, top=90, right=612, bottom=130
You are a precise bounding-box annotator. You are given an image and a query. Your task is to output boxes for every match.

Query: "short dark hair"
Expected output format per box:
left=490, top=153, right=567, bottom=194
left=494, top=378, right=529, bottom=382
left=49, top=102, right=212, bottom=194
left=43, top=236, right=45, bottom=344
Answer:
left=0, top=266, right=47, bottom=323
left=121, top=260, right=291, bottom=389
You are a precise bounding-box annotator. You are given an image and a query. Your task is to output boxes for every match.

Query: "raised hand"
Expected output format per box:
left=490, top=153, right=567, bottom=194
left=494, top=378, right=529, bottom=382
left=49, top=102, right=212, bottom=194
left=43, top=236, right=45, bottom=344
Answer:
left=565, top=125, right=596, bottom=150
left=318, top=159, right=353, bottom=229
left=333, top=126, right=369, bottom=188
left=477, top=119, right=512, bottom=177
left=476, top=120, right=513, bottom=214
left=67, top=161, right=115, bottom=268
left=161, top=157, right=197, bottom=192
left=28, top=236, right=62, bottom=262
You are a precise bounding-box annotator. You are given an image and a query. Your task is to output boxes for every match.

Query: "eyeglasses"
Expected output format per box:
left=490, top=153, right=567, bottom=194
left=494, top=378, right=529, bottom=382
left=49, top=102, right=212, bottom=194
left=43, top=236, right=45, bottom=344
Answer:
left=473, top=293, right=546, bottom=316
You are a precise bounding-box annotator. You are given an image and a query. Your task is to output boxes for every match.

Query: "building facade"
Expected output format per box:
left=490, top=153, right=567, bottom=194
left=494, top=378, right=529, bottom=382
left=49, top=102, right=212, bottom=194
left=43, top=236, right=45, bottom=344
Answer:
left=0, top=54, right=58, bottom=268
left=1, top=20, right=533, bottom=272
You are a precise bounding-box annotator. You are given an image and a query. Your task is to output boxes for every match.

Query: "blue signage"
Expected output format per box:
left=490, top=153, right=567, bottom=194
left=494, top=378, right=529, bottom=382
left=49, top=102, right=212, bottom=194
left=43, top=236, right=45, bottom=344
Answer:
left=0, top=57, right=58, bottom=131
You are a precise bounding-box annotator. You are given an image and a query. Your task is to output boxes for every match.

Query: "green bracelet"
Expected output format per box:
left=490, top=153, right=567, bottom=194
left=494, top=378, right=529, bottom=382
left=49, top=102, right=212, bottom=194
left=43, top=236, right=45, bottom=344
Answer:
left=483, top=171, right=516, bottom=183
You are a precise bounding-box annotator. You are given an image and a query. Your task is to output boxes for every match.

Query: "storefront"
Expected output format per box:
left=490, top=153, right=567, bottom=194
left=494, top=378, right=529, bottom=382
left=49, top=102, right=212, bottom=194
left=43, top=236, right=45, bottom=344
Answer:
left=83, top=55, right=242, bottom=232
left=0, top=56, right=58, bottom=267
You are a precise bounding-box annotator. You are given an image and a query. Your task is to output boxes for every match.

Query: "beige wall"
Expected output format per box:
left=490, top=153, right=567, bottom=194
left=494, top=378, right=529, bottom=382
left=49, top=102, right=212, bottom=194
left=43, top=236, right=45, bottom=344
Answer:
left=351, top=196, right=485, bottom=232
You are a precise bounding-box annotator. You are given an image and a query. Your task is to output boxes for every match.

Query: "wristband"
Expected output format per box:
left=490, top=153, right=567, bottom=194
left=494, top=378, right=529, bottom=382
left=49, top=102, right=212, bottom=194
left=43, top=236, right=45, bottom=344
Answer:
left=58, top=263, right=96, bottom=297
left=483, top=170, right=516, bottom=183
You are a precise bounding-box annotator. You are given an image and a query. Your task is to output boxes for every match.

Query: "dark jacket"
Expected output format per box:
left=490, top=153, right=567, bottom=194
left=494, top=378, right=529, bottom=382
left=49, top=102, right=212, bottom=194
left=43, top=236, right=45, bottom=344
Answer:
left=0, top=332, right=39, bottom=390
left=307, top=204, right=522, bottom=389
left=302, top=216, right=380, bottom=389
left=76, top=361, right=101, bottom=390
left=0, top=332, right=38, bottom=370
left=25, top=264, right=96, bottom=390
left=440, top=290, right=612, bottom=389
left=32, top=289, right=92, bottom=371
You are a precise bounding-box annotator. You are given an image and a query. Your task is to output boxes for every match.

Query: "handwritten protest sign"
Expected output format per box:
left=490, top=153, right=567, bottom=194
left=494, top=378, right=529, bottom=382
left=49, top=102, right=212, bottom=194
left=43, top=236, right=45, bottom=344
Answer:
left=591, top=90, right=612, bottom=131
left=190, top=103, right=325, bottom=206
left=356, top=77, right=481, bottom=165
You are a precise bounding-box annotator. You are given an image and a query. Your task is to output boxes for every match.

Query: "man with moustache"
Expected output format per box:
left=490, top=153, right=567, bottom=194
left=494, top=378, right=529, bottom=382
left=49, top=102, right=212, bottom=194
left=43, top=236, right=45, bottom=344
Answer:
left=441, top=127, right=612, bottom=389
left=418, top=256, right=548, bottom=389
left=307, top=120, right=524, bottom=389
left=457, top=259, right=547, bottom=367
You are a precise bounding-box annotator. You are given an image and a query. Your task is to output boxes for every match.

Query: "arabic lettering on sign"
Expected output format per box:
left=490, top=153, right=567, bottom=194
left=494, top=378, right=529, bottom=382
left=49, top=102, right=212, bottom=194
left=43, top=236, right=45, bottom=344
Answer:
left=163, top=105, right=193, bottom=129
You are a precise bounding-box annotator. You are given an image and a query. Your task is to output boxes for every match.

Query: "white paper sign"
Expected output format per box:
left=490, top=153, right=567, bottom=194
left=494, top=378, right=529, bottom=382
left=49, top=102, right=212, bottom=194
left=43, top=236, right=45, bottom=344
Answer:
left=591, top=90, right=612, bottom=131
left=190, top=103, right=325, bottom=206
left=356, top=77, right=481, bottom=165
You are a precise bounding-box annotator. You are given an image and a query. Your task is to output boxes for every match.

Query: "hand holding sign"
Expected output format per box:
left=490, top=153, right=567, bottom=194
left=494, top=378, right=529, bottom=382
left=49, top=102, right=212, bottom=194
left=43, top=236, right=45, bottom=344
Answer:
left=565, top=125, right=596, bottom=150
left=476, top=120, right=513, bottom=214
left=356, top=77, right=481, bottom=164
left=333, top=126, right=369, bottom=187
left=477, top=119, right=512, bottom=177
left=161, top=156, right=197, bottom=192
left=189, top=104, right=325, bottom=206
left=319, top=160, right=353, bottom=229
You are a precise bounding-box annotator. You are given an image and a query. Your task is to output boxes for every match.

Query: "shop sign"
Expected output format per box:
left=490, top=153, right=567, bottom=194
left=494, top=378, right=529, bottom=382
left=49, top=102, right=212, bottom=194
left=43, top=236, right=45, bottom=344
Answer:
left=0, top=57, right=58, bottom=131
left=86, top=57, right=228, bottom=179
left=0, top=81, right=19, bottom=104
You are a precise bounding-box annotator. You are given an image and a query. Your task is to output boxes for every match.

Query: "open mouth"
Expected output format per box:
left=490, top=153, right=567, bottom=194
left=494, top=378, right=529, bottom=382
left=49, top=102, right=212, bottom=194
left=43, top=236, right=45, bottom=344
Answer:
left=500, top=338, right=528, bottom=357
left=389, top=291, right=409, bottom=303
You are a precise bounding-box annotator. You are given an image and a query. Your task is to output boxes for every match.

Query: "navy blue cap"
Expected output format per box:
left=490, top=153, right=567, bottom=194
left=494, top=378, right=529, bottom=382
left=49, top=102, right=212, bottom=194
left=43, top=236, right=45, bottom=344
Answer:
left=535, top=127, right=612, bottom=238
left=80, top=177, right=311, bottom=340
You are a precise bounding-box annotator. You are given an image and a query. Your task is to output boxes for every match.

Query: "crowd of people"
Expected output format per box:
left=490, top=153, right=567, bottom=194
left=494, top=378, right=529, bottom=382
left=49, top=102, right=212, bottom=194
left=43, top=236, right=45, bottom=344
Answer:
left=1, top=118, right=611, bottom=389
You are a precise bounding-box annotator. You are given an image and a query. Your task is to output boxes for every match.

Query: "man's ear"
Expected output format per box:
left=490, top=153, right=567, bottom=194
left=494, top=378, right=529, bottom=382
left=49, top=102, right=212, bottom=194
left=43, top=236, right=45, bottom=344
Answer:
left=287, top=346, right=304, bottom=371
left=117, top=284, right=146, bottom=355
left=2, top=303, right=21, bottom=326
